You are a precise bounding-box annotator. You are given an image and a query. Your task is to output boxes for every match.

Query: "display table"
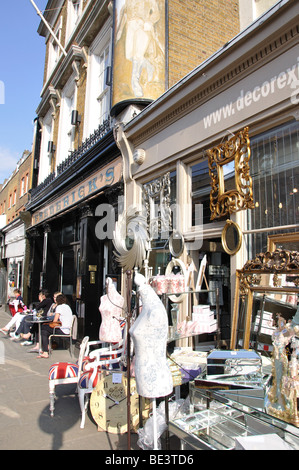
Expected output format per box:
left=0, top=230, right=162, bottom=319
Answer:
left=169, top=386, right=299, bottom=450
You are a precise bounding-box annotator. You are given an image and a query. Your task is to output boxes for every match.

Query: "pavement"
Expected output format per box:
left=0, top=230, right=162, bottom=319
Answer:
left=0, top=306, right=141, bottom=451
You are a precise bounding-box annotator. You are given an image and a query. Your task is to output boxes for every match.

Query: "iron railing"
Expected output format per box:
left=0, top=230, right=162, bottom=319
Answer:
left=31, top=117, right=112, bottom=199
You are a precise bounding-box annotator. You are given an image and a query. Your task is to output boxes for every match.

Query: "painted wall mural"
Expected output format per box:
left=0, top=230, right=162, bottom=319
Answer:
left=112, top=0, right=166, bottom=107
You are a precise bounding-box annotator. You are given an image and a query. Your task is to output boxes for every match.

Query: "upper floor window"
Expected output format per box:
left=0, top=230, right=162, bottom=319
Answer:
left=20, top=177, right=25, bottom=197
left=38, top=109, right=54, bottom=185
left=84, top=21, right=112, bottom=138
left=13, top=189, right=17, bottom=206
left=47, top=17, right=63, bottom=78
left=56, top=75, right=77, bottom=168
left=66, top=0, right=82, bottom=42
left=20, top=173, right=29, bottom=197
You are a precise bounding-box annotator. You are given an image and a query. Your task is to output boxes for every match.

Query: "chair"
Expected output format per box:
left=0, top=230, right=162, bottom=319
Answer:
left=48, top=336, right=89, bottom=417
left=78, top=340, right=125, bottom=429
left=49, top=314, right=77, bottom=357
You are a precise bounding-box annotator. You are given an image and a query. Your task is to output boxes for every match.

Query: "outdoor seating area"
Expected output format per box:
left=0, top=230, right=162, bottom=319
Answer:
left=0, top=305, right=141, bottom=450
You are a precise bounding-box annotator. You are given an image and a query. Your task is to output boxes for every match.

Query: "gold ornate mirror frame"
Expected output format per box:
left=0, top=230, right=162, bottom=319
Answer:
left=221, top=220, right=242, bottom=255
left=267, top=232, right=299, bottom=252
left=208, top=126, right=254, bottom=220
left=230, top=249, right=299, bottom=350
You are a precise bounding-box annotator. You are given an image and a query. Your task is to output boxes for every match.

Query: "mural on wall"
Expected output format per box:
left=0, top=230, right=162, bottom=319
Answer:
left=112, top=0, right=166, bottom=107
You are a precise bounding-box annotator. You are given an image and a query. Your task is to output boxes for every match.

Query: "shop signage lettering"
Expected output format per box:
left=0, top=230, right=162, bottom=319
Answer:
left=203, top=55, right=299, bottom=129
left=32, top=159, right=122, bottom=226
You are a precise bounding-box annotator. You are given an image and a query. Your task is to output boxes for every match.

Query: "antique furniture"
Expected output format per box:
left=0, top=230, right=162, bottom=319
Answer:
left=169, top=387, right=299, bottom=450
left=230, top=249, right=299, bottom=351
left=48, top=336, right=90, bottom=418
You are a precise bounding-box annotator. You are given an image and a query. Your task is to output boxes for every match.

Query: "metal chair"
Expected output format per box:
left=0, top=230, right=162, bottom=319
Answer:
left=49, top=314, right=77, bottom=357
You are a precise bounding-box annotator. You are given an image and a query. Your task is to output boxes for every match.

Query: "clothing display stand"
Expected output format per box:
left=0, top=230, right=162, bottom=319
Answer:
left=151, top=398, right=158, bottom=450
left=126, top=270, right=132, bottom=450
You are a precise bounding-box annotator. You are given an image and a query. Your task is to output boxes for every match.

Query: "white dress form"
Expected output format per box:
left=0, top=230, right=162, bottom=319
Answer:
left=99, top=278, right=124, bottom=343
left=129, top=273, right=173, bottom=398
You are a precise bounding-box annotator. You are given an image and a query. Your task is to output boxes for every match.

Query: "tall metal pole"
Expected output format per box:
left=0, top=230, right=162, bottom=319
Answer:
left=126, top=270, right=132, bottom=450
left=29, top=0, right=67, bottom=57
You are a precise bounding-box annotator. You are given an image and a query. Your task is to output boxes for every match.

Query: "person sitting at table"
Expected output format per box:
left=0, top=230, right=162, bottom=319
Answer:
left=0, top=288, right=27, bottom=335
left=37, top=294, right=73, bottom=359
left=28, top=291, right=62, bottom=353
left=13, top=289, right=53, bottom=344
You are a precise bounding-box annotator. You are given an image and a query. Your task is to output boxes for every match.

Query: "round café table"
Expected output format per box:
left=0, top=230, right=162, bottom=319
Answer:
left=25, top=315, right=51, bottom=354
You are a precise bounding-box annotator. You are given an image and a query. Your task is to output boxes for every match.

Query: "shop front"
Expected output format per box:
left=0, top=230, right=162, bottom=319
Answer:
left=1, top=212, right=31, bottom=306
left=114, top=0, right=299, bottom=347
left=27, top=156, right=123, bottom=340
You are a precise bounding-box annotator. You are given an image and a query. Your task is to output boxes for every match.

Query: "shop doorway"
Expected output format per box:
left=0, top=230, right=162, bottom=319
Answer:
left=60, top=249, right=75, bottom=296
left=59, top=244, right=80, bottom=312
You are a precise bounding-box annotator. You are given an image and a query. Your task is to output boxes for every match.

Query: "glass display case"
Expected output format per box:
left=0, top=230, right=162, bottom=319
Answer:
left=169, top=386, right=299, bottom=450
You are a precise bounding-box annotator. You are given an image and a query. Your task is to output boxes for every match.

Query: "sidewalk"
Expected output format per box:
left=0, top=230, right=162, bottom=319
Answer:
left=0, top=306, right=139, bottom=451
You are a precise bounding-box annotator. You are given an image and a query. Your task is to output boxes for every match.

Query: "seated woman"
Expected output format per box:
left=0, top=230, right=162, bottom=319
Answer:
left=13, top=289, right=54, bottom=344
left=29, top=291, right=62, bottom=352
left=38, top=294, right=73, bottom=359
left=0, top=288, right=27, bottom=335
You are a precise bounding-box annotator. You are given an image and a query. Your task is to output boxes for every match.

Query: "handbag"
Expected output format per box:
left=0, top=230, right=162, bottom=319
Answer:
left=48, top=321, right=62, bottom=329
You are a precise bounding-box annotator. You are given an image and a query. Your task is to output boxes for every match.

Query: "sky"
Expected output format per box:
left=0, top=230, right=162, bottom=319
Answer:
left=0, top=0, right=48, bottom=184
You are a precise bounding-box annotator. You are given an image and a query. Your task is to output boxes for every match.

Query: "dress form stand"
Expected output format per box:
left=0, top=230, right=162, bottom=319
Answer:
left=99, top=277, right=124, bottom=346
left=130, top=272, right=173, bottom=450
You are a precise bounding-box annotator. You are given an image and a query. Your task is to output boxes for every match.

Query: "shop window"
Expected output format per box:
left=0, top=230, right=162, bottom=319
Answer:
left=61, top=223, right=75, bottom=246
left=143, top=171, right=176, bottom=274
left=247, top=120, right=299, bottom=257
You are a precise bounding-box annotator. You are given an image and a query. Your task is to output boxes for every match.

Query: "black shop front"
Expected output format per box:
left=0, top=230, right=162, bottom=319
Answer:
left=26, top=144, right=123, bottom=340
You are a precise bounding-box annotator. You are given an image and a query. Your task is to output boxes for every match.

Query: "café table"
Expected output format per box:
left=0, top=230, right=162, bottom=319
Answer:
left=25, top=315, right=51, bottom=354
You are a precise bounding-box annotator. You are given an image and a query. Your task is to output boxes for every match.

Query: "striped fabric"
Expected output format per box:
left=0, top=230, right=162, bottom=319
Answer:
left=49, top=362, right=79, bottom=380
left=78, top=369, right=101, bottom=389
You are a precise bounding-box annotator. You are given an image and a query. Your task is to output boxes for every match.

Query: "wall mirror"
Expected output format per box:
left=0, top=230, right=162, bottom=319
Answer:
left=230, top=249, right=299, bottom=351
left=169, top=230, right=185, bottom=258
left=221, top=220, right=242, bottom=255
left=207, top=126, right=254, bottom=220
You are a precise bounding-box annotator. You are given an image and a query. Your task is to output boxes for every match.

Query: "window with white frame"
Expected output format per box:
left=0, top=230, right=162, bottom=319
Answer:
left=38, top=109, right=54, bottom=184
left=56, top=76, right=77, bottom=168
left=47, top=18, right=63, bottom=78
left=66, top=0, right=82, bottom=42
left=20, top=177, right=25, bottom=197
left=84, top=21, right=112, bottom=138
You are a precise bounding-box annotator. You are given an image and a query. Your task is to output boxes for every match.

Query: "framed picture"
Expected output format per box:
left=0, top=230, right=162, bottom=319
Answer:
left=196, top=255, right=208, bottom=291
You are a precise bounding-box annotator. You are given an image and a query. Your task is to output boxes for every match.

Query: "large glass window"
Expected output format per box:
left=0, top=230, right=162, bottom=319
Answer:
left=247, top=120, right=299, bottom=256
left=143, top=171, right=176, bottom=274
left=191, top=159, right=211, bottom=225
